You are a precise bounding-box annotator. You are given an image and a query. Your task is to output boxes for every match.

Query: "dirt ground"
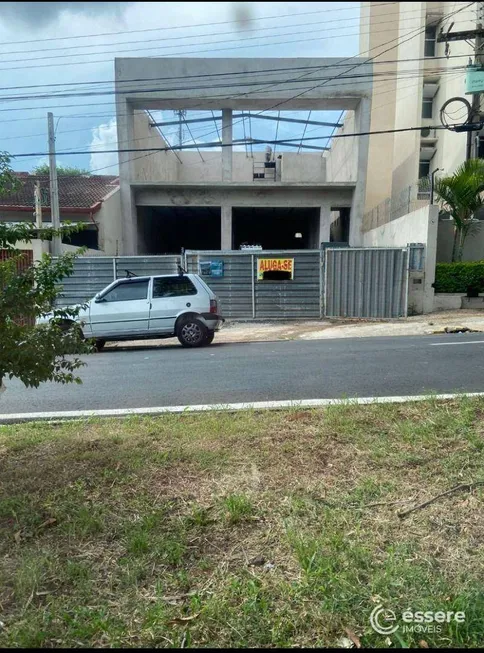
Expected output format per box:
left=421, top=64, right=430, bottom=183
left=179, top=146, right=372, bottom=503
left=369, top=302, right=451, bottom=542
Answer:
left=105, top=310, right=484, bottom=350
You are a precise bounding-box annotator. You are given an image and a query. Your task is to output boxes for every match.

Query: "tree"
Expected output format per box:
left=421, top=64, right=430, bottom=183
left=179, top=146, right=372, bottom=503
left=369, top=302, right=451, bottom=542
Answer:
left=0, top=152, right=91, bottom=393
left=32, top=163, right=91, bottom=176
left=435, top=159, right=484, bottom=262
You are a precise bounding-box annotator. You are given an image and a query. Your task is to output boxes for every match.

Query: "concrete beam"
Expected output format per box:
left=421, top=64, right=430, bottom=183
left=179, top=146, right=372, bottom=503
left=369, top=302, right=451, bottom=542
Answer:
left=350, top=97, right=371, bottom=246
left=318, top=205, right=332, bottom=246
left=222, top=109, right=233, bottom=183
left=221, top=205, right=232, bottom=249
left=115, top=97, right=137, bottom=254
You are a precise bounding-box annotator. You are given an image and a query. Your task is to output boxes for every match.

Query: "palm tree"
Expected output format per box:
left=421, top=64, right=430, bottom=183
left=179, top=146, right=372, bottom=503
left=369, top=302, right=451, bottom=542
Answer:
left=435, top=158, right=484, bottom=262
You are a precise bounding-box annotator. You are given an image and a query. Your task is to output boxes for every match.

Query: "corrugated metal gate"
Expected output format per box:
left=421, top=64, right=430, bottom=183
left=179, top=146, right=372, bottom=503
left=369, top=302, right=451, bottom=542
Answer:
left=57, top=255, right=180, bottom=306
left=324, top=247, right=409, bottom=318
left=184, top=250, right=322, bottom=319
left=55, top=246, right=420, bottom=320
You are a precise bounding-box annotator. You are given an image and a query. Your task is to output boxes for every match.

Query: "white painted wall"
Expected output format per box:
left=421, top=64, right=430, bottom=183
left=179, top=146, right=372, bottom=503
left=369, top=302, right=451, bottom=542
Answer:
left=361, top=204, right=439, bottom=313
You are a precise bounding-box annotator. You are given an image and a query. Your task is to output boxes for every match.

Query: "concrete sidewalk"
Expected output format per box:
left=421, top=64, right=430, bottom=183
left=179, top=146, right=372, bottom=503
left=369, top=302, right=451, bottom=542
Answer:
left=105, top=310, right=484, bottom=350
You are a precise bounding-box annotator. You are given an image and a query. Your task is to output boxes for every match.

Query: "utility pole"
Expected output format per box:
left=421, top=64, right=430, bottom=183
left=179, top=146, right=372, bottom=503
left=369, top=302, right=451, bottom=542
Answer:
left=47, top=112, right=61, bottom=256
left=33, top=181, right=42, bottom=228
left=437, top=2, right=484, bottom=159
left=471, top=2, right=484, bottom=158
left=173, top=109, right=187, bottom=147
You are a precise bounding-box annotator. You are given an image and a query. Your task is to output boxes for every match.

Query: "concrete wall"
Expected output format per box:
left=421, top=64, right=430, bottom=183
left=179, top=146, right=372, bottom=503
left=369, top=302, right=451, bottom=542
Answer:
left=437, top=219, right=484, bottom=262
left=97, top=186, right=122, bottom=256
left=361, top=204, right=439, bottom=313
left=133, top=148, right=326, bottom=184
left=61, top=244, right=107, bottom=256
left=433, top=293, right=463, bottom=311
left=280, top=153, right=326, bottom=183
left=324, top=111, right=357, bottom=183
left=133, top=111, right=178, bottom=182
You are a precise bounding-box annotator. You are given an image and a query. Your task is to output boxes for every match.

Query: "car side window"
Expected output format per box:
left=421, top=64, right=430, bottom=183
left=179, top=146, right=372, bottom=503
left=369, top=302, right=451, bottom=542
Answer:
left=102, top=280, right=149, bottom=302
left=153, top=276, right=197, bottom=298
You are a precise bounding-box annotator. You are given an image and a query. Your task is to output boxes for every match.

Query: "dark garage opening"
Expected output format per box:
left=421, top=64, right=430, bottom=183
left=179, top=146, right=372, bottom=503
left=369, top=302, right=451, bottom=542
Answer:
left=330, top=207, right=350, bottom=243
left=137, top=206, right=221, bottom=254
left=232, top=207, right=320, bottom=250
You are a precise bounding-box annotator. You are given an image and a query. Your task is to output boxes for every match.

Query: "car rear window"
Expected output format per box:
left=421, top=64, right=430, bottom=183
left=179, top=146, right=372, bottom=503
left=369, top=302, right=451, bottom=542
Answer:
left=153, top=276, right=197, bottom=298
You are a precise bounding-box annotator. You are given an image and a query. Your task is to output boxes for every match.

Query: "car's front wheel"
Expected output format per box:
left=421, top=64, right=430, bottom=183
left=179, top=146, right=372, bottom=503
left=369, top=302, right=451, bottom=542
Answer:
left=176, top=317, right=208, bottom=348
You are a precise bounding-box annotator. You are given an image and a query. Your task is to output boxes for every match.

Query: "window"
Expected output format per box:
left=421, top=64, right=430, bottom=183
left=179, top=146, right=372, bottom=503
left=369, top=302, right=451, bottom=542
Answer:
left=422, top=98, right=433, bottom=119
left=424, top=26, right=436, bottom=57
left=419, top=160, right=430, bottom=179
left=102, top=279, right=149, bottom=302
left=152, top=276, right=197, bottom=298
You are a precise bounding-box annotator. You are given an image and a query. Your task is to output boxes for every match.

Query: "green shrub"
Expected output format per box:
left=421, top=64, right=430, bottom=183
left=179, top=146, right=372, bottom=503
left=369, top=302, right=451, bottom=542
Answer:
left=434, top=261, right=484, bottom=293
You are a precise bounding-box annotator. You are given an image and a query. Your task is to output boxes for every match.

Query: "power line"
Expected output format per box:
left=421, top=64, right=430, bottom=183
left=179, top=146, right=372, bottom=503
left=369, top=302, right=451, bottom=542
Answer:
left=0, top=12, right=453, bottom=68
left=12, top=2, right=472, bottom=176
left=0, top=53, right=471, bottom=99
left=0, top=64, right=467, bottom=113
left=0, top=21, right=470, bottom=74
left=81, top=1, right=472, bottom=178
left=1, top=8, right=424, bottom=59
left=0, top=3, right=369, bottom=47
left=8, top=124, right=449, bottom=159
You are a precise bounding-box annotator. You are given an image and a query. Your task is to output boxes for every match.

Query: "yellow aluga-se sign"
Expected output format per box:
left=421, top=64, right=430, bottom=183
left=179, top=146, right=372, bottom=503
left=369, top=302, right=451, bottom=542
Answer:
left=257, top=258, right=294, bottom=280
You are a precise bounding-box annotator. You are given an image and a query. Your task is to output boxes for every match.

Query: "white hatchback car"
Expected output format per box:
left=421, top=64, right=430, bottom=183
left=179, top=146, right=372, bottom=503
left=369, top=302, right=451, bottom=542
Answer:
left=39, top=273, right=224, bottom=350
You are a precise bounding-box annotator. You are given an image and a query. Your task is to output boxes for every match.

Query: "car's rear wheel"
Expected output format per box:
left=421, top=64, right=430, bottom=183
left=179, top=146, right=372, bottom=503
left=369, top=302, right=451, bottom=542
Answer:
left=177, top=317, right=208, bottom=348
left=203, top=331, right=215, bottom=346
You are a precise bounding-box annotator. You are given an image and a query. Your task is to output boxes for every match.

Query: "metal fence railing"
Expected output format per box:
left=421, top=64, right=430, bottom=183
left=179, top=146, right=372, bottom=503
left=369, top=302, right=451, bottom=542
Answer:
left=362, top=177, right=431, bottom=232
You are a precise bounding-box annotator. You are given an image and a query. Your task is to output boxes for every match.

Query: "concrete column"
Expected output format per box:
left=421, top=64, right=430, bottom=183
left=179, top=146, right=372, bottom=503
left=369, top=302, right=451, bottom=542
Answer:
left=317, top=204, right=332, bottom=247
left=221, top=205, right=232, bottom=250
left=350, top=96, right=371, bottom=246
left=115, top=97, right=138, bottom=254
left=222, top=109, right=233, bottom=182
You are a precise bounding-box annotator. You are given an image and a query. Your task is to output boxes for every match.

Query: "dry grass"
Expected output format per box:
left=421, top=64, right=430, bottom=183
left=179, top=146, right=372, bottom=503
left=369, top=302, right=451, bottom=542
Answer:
left=0, top=398, right=483, bottom=648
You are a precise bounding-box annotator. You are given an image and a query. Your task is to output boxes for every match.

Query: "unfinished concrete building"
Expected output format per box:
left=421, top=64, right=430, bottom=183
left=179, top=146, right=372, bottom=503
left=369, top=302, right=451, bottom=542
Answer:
left=114, top=57, right=372, bottom=255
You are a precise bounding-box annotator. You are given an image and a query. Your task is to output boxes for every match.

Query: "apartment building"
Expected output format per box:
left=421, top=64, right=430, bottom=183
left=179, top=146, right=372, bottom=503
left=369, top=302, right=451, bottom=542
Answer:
left=359, top=1, right=475, bottom=216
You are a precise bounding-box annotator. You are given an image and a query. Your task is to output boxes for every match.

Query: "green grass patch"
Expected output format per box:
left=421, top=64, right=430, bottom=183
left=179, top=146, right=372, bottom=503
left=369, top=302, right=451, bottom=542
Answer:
left=0, top=399, right=483, bottom=647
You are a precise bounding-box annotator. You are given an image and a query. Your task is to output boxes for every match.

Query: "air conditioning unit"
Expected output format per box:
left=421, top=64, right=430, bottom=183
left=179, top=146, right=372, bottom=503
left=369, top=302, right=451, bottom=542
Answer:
left=420, top=127, right=438, bottom=139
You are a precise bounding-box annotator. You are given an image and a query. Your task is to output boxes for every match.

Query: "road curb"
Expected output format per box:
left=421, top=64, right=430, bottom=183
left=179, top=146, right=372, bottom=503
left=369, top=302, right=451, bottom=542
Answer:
left=1, top=392, right=484, bottom=424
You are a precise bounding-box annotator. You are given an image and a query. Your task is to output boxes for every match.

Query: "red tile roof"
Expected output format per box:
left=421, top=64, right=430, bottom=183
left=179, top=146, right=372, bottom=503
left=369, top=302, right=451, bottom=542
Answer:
left=0, top=174, right=119, bottom=212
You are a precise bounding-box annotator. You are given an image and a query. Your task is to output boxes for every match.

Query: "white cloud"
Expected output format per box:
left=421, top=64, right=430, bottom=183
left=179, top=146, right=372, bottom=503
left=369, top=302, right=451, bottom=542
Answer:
left=89, top=118, right=118, bottom=174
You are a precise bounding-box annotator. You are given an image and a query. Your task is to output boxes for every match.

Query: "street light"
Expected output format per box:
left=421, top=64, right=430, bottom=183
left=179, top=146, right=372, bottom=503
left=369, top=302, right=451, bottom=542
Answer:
left=430, top=168, right=442, bottom=205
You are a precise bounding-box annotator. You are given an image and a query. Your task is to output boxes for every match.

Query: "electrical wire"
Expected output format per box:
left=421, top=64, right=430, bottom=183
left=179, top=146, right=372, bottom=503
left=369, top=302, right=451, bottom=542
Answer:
left=0, top=20, right=472, bottom=74
left=0, top=65, right=467, bottom=116
left=9, top=2, right=473, bottom=176
left=1, top=12, right=461, bottom=68
left=9, top=124, right=450, bottom=159
left=0, top=3, right=370, bottom=47
left=0, top=9, right=427, bottom=59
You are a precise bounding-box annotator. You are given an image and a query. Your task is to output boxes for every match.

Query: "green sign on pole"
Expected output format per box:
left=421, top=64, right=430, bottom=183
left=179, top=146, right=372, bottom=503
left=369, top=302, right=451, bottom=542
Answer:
left=465, top=66, right=484, bottom=94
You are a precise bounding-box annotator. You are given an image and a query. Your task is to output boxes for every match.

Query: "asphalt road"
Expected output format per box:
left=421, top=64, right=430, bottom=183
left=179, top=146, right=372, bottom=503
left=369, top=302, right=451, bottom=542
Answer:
left=2, top=333, right=484, bottom=415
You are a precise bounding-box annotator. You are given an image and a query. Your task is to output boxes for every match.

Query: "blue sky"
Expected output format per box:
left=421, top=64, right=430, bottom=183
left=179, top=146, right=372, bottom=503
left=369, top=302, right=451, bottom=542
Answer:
left=0, top=2, right=360, bottom=174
